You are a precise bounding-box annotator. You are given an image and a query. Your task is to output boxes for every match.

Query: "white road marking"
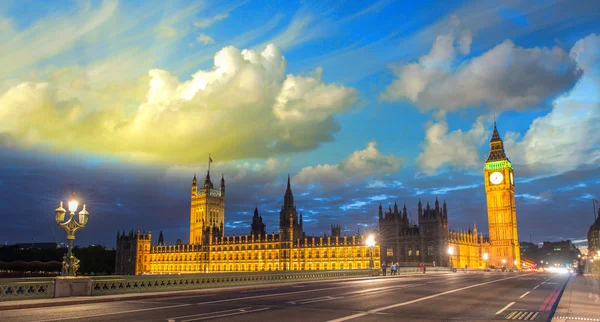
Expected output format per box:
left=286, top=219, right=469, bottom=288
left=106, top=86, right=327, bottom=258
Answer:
left=179, top=307, right=271, bottom=322
left=288, top=296, right=342, bottom=305
left=168, top=307, right=253, bottom=320
left=33, top=304, right=192, bottom=322
left=495, top=302, right=515, bottom=315
left=520, top=291, right=530, bottom=298
left=533, top=285, right=540, bottom=289
left=326, top=274, right=527, bottom=322
left=346, top=284, right=422, bottom=295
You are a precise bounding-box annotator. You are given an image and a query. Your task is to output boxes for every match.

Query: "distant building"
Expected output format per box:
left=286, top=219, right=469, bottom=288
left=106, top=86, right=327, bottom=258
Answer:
left=115, top=175, right=379, bottom=275
left=379, top=121, right=520, bottom=269
left=520, top=242, right=539, bottom=261
left=539, top=240, right=581, bottom=266
left=587, top=209, right=600, bottom=257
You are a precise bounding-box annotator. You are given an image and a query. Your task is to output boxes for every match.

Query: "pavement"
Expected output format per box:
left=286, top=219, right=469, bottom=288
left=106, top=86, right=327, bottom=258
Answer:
left=552, top=273, right=600, bottom=322
left=0, top=271, right=572, bottom=321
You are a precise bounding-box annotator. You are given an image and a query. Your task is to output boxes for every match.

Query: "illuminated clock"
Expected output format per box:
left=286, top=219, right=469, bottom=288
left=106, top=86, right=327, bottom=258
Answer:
left=510, top=172, right=514, bottom=185
left=490, top=172, right=504, bottom=185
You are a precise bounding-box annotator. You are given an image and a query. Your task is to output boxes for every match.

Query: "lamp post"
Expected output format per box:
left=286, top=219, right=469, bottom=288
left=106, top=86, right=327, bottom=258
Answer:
left=448, top=246, right=454, bottom=271
left=483, top=253, right=489, bottom=271
left=366, top=234, right=376, bottom=269
left=55, top=194, right=89, bottom=276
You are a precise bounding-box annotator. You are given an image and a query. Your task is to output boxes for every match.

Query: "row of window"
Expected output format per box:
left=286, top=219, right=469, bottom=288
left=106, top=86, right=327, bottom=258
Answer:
left=149, top=261, right=375, bottom=273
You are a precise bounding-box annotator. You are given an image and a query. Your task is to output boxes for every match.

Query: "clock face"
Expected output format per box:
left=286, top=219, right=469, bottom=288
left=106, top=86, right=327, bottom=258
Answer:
left=510, top=172, right=514, bottom=185
left=490, top=171, right=504, bottom=185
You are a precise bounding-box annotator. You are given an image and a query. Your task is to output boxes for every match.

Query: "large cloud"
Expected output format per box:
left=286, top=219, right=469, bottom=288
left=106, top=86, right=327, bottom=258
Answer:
left=504, top=34, right=600, bottom=177
left=0, top=44, right=359, bottom=164
left=293, top=141, right=404, bottom=188
left=416, top=33, right=600, bottom=177
left=416, top=116, right=490, bottom=175
left=380, top=20, right=582, bottom=113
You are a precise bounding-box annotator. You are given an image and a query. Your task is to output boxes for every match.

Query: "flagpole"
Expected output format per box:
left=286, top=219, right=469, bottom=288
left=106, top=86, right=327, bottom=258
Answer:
left=208, top=153, right=211, bottom=173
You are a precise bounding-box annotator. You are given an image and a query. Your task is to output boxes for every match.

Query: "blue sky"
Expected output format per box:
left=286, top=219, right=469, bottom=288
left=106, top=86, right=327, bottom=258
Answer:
left=0, top=0, right=599, bottom=249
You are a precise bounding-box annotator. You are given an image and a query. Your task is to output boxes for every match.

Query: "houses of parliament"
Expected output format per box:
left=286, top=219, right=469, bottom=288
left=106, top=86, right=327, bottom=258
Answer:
left=379, top=121, right=520, bottom=269
left=115, top=121, right=520, bottom=274
left=115, top=174, right=381, bottom=275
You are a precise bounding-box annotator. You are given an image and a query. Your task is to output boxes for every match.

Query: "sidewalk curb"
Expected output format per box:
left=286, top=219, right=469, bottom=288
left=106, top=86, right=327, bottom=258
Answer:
left=0, top=272, right=454, bottom=311
left=547, top=275, right=573, bottom=322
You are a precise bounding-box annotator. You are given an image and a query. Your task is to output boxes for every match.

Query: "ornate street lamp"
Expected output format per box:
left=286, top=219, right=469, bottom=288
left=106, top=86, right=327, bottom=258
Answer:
left=365, top=234, right=376, bottom=269
left=55, top=193, right=89, bottom=276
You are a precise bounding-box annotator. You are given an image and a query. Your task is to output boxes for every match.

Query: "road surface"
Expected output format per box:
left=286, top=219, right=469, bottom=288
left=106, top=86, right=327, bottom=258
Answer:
left=0, top=271, right=568, bottom=321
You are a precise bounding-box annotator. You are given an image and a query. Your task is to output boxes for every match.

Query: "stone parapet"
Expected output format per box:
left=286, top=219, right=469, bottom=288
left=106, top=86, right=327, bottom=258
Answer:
left=0, top=278, right=55, bottom=301
left=91, top=269, right=373, bottom=296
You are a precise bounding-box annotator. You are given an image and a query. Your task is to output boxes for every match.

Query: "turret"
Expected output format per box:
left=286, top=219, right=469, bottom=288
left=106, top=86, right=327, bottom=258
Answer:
left=435, top=197, right=439, bottom=212
left=204, top=167, right=214, bottom=191
left=393, top=202, right=399, bottom=216
left=220, top=174, right=225, bottom=196
left=443, top=200, right=448, bottom=217
left=284, top=174, right=293, bottom=207
left=192, top=173, right=197, bottom=193
left=378, top=203, right=383, bottom=220
left=418, top=199, right=422, bottom=217
left=402, top=204, right=408, bottom=220
left=158, top=230, right=164, bottom=246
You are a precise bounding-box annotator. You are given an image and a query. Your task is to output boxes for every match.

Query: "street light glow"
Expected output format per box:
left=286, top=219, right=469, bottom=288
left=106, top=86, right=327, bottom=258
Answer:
left=448, top=246, right=454, bottom=255
left=68, top=194, right=79, bottom=213
left=365, top=234, right=376, bottom=247
left=483, top=253, right=488, bottom=260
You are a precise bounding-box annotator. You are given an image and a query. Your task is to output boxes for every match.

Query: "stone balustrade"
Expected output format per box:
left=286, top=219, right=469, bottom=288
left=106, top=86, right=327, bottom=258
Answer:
left=0, top=278, right=55, bottom=301
left=0, top=267, right=451, bottom=301
left=91, top=269, right=373, bottom=296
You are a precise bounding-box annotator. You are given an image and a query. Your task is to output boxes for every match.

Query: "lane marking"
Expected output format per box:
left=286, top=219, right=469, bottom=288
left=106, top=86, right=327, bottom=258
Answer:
left=326, top=274, right=527, bottom=322
left=495, top=302, right=515, bottom=315
left=33, top=304, right=192, bottom=322
left=288, top=296, right=342, bottom=305
left=180, top=307, right=270, bottom=322
left=193, top=275, right=470, bottom=305
left=168, top=307, right=253, bottom=320
left=520, top=291, right=530, bottom=298
left=346, top=284, right=423, bottom=295
left=533, top=285, right=540, bottom=290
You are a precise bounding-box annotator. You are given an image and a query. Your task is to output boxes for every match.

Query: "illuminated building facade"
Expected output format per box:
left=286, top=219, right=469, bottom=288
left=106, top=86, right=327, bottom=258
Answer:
left=379, top=121, right=519, bottom=269
left=115, top=175, right=380, bottom=275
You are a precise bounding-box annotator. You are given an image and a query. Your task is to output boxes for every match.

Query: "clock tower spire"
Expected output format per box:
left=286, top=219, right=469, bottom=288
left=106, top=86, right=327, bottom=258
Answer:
left=484, top=119, right=520, bottom=269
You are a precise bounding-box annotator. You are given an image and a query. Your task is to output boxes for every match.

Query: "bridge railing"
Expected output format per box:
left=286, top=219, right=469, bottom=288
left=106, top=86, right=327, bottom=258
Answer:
left=0, top=278, right=55, bottom=301
left=91, top=269, right=373, bottom=296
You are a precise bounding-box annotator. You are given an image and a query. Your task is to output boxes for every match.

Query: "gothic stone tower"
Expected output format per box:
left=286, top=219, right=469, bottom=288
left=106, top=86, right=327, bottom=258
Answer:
left=279, top=175, right=303, bottom=242
left=189, top=171, right=225, bottom=245
left=484, top=121, right=520, bottom=268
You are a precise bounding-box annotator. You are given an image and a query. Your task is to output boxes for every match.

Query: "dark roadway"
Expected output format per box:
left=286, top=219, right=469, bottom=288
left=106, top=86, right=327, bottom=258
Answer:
left=0, top=272, right=569, bottom=322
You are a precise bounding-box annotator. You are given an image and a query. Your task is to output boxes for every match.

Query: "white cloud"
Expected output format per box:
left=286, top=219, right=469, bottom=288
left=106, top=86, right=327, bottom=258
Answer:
left=416, top=116, right=490, bottom=175
left=504, top=33, right=600, bottom=177
left=0, top=44, right=359, bottom=164
left=380, top=19, right=582, bottom=113
left=166, top=158, right=282, bottom=186
left=196, top=33, right=215, bottom=45
left=194, top=13, right=229, bottom=28
left=0, top=0, right=118, bottom=77
left=416, top=33, right=600, bottom=177
left=254, top=9, right=329, bottom=51
left=294, top=141, right=404, bottom=188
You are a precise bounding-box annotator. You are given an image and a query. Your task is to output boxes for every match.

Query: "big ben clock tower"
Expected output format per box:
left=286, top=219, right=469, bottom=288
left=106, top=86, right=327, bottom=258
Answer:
left=484, top=120, right=520, bottom=269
